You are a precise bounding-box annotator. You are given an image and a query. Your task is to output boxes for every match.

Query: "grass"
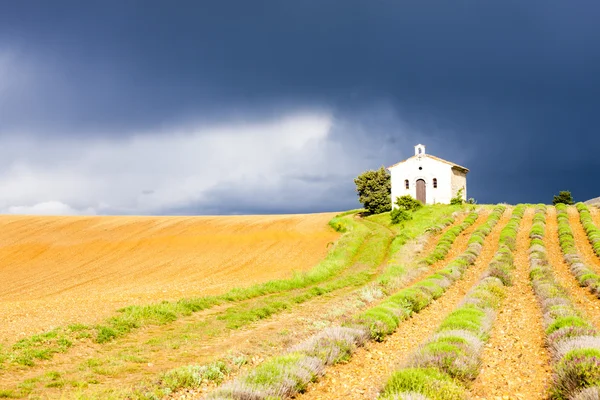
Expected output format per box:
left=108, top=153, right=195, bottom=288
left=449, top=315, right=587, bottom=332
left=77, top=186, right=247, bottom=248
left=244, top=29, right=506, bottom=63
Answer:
left=367, top=204, right=464, bottom=255
left=159, top=361, right=230, bottom=392
left=5, top=330, right=73, bottom=367
left=373, top=205, right=465, bottom=288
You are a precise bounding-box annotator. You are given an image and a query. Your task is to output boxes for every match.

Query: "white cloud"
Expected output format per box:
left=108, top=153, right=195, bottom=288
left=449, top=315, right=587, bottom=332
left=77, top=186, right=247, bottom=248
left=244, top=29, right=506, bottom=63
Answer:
left=5, top=201, right=96, bottom=216
left=0, top=112, right=336, bottom=215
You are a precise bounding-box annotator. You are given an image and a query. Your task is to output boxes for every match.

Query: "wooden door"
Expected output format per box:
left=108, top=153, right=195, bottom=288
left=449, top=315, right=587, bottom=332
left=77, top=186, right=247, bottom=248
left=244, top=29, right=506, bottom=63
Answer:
left=416, top=179, right=426, bottom=203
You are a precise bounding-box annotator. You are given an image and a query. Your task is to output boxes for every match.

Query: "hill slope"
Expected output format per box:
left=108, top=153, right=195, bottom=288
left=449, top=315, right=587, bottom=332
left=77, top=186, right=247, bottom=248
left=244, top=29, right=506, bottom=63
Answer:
left=585, top=196, right=600, bottom=206
left=0, top=213, right=338, bottom=342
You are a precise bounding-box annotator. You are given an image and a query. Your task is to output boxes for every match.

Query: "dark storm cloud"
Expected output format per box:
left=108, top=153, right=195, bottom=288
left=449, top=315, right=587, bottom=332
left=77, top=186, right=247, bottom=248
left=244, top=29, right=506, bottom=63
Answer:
left=1, top=1, right=599, bottom=213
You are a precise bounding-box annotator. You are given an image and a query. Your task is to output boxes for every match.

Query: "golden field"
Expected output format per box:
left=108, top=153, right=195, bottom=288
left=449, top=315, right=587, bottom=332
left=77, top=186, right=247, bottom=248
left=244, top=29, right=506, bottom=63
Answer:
left=0, top=213, right=338, bottom=344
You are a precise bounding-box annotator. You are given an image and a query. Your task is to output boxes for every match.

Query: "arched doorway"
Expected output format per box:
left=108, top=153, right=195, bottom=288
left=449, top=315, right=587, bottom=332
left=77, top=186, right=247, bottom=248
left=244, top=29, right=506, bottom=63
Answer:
left=416, top=179, right=426, bottom=203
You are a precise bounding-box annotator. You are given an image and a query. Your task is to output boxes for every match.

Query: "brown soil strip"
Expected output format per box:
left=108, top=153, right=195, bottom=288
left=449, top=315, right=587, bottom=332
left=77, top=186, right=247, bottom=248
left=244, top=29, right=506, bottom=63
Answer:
left=294, top=209, right=510, bottom=400
left=469, top=208, right=552, bottom=399
left=568, top=206, right=600, bottom=270
left=545, top=207, right=600, bottom=331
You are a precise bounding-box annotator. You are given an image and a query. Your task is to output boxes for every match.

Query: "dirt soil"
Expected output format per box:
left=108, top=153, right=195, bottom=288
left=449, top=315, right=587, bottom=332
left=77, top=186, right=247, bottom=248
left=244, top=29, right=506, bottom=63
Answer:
left=545, top=207, right=600, bottom=331
left=295, top=209, right=510, bottom=400
left=469, top=208, right=552, bottom=399
left=568, top=206, right=600, bottom=272
left=0, top=213, right=338, bottom=343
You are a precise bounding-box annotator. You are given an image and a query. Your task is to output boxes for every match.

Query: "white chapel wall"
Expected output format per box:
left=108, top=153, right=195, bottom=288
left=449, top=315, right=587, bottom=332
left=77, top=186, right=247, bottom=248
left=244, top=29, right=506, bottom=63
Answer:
left=450, top=169, right=467, bottom=200
left=390, top=156, right=453, bottom=205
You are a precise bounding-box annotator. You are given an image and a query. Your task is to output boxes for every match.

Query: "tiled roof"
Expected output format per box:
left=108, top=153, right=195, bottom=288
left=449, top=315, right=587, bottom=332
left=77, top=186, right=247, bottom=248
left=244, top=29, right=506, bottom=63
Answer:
left=387, top=154, right=469, bottom=172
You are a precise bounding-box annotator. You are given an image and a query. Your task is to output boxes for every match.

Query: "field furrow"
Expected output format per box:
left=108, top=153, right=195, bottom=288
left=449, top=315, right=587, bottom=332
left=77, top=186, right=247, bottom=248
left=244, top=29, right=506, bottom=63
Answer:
left=569, top=206, right=600, bottom=271
left=544, top=207, right=600, bottom=330
left=0, top=214, right=340, bottom=343
left=528, top=205, right=600, bottom=399
left=469, top=207, right=552, bottom=399
left=291, top=208, right=510, bottom=400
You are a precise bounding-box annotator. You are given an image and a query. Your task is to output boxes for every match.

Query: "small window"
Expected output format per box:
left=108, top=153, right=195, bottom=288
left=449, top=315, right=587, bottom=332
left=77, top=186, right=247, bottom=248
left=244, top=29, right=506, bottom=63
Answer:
left=405, top=179, right=409, bottom=189
left=433, top=178, right=438, bottom=188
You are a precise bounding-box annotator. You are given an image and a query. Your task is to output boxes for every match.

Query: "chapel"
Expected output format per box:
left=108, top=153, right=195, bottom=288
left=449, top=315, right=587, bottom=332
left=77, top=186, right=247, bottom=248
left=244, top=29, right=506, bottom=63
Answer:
left=387, top=144, right=469, bottom=205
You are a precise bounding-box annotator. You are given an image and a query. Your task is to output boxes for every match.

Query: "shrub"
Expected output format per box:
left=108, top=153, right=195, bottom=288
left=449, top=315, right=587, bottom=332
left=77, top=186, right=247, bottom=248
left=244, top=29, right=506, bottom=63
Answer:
left=209, top=353, right=324, bottom=399
left=553, top=191, right=575, bottom=205
left=354, top=167, right=392, bottom=214
left=395, top=195, right=423, bottom=212
left=391, top=208, right=413, bottom=224
left=381, top=368, right=465, bottom=400
left=390, top=195, right=423, bottom=224
left=555, top=205, right=600, bottom=297
left=553, top=349, right=600, bottom=399
left=576, top=202, right=600, bottom=258
left=450, top=188, right=466, bottom=206
left=290, top=327, right=369, bottom=365
left=547, top=316, right=593, bottom=336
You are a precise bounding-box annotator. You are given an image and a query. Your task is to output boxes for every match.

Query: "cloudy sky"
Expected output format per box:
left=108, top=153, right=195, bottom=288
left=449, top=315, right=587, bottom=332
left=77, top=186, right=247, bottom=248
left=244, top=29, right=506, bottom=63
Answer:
left=0, top=1, right=598, bottom=215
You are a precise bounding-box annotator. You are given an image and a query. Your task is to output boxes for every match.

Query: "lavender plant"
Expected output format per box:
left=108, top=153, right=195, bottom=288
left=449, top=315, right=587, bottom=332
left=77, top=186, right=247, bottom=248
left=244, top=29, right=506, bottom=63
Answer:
left=555, top=204, right=600, bottom=296
left=528, top=205, right=600, bottom=399
left=379, top=205, right=526, bottom=399
left=576, top=203, right=600, bottom=258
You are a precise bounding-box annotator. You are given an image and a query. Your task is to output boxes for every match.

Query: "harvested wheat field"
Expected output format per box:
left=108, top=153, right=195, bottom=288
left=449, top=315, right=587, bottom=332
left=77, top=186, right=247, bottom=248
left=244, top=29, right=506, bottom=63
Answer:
left=0, top=213, right=338, bottom=343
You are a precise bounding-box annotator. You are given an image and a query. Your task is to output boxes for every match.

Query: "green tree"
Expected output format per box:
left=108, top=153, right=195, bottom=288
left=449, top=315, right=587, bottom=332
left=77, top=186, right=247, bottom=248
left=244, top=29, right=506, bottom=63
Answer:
left=354, top=167, right=391, bottom=214
left=553, top=190, right=574, bottom=205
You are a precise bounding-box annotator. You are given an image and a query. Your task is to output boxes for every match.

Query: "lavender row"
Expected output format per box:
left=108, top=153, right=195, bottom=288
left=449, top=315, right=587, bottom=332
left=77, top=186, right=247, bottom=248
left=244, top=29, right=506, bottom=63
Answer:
left=555, top=204, right=600, bottom=296
left=203, top=207, right=505, bottom=399
left=575, top=203, right=600, bottom=259
left=529, top=204, right=600, bottom=400
left=378, top=205, right=525, bottom=400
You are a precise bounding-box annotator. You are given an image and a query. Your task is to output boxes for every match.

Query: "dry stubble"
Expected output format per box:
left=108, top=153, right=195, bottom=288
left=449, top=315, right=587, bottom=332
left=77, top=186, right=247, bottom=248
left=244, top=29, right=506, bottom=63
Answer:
left=0, top=213, right=338, bottom=343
